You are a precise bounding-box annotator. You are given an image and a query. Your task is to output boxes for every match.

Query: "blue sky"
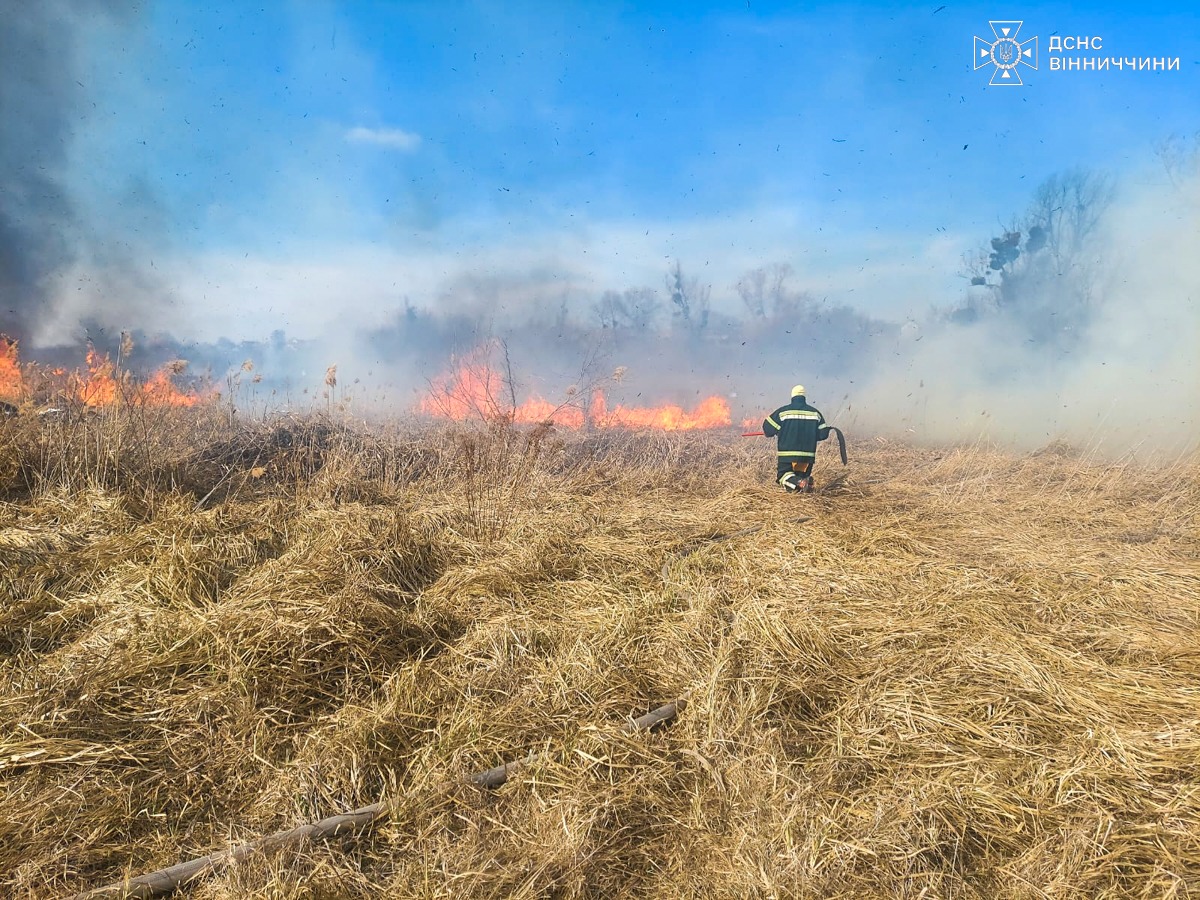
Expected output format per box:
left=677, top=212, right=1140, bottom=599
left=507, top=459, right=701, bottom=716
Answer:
left=52, top=0, right=1200, bottom=341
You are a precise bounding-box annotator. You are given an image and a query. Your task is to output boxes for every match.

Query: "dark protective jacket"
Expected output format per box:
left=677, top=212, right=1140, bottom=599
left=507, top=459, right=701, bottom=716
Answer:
left=762, top=397, right=830, bottom=462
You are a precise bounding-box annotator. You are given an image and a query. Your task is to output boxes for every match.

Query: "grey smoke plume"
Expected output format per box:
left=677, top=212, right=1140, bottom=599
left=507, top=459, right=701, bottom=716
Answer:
left=0, top=0, right=159, bottom=344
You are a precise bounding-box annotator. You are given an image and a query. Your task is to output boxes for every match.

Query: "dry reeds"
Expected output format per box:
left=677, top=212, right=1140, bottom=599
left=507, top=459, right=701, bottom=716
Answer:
left=0, top=411, right=1197, bottom=898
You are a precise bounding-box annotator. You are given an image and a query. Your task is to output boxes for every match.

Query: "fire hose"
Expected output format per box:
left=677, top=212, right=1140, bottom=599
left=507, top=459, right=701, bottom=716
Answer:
left=69, top=702, right=683, bottom=899
left=741, top=426, right=848, bottom=465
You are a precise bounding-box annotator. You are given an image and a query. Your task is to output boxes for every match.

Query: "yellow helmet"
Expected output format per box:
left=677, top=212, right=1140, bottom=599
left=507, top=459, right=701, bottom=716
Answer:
left=791, top=384, right=806, bottom=398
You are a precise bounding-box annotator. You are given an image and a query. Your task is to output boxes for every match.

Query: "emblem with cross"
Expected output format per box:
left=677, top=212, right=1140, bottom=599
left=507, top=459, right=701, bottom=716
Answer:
left=974, top=21, right=1038, bottom=85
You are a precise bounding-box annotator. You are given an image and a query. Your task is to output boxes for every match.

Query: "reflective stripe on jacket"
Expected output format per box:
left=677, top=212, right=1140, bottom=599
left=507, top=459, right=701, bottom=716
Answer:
left=762, top=398, right=830, bottom=458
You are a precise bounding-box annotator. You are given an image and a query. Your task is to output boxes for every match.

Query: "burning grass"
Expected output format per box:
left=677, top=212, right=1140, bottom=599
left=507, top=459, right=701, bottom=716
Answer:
left=1, top=409, right=1198, bottom=898
left=0, top=337, right=211, bottom=413
left=418, top=342, right=734, bottom=431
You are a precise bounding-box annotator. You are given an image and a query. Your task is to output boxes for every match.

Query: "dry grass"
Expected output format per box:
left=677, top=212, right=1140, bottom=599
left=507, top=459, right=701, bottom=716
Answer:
left=1, top=410, right=1197, bottom=899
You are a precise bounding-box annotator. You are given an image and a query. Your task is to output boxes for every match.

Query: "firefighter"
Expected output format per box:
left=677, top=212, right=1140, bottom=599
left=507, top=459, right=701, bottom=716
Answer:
left=762, top=385, right=831, bottom=493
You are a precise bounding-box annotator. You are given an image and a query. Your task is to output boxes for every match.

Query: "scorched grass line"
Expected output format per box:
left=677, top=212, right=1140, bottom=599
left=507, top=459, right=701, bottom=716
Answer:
left=69, top=702, right=683, bottom=900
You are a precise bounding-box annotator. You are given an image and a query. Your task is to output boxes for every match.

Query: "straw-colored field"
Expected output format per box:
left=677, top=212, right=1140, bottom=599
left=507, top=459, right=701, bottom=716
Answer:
left=2, top=410, right=1198, bottom=899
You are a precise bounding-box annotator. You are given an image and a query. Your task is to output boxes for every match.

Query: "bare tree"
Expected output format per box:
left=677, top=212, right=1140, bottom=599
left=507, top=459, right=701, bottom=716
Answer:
left=595, top=287, right=661, bottom=332
left=951, top=169, right=1114, bottom=345
left=1157, top=131, right=1200, bottom=204
left=961, top=247, right=993, bottom=287
left=595, top=290, right=623, bottom=331
left=1027, top=168, right=1114, bottom=267
left=736, top=263, right=796, bottom=318
left=736, top=267, right=768, bottom=318
left=666, top=260, right=711, bottom=333
left=621, top=287, right=662, bottom=331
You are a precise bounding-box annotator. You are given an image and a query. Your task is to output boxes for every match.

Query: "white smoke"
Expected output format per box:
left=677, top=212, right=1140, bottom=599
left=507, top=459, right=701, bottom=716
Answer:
left=845, top=165, right=1200, bottom=459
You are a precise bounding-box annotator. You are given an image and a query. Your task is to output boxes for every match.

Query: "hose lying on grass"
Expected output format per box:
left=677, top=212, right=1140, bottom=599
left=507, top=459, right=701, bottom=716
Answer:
left=69, top=701, right=684, bottom=900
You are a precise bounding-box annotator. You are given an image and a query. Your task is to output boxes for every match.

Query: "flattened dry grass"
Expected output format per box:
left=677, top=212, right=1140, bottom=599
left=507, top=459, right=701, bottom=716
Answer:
left=1, top=413, right=1197, bottom=898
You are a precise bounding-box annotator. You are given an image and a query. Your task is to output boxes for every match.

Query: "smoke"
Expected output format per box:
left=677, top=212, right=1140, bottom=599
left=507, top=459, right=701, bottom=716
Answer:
left=356, top=255, right=888, bottom=423
left=843, top=166, right=1200, bottom=459
left=0, top=2, right=1192, bottom=460
left=346, top=165, right=1197, bottom=461
left=0, top=0, right=164, bottom=345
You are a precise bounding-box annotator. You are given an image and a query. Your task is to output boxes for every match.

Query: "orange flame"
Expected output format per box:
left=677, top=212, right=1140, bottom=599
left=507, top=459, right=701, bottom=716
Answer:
left=419, top=353, right=732, bottom=431
left=419, top=353, right=511, bottom=421
left=76, top=348, right=208, bottom=407
left=77, top=346, right=120, bottom=406
left=139, top=366, right=205, bottom=407
left=0, top=339, right=207, bottom=408
left=0, top=336, right=22, bottom=401
left=591, top=392, right=731, bottom=431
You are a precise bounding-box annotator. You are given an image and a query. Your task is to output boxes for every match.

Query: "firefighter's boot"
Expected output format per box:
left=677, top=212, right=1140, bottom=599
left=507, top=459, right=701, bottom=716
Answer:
left=790, top=461, right=814, bottom=494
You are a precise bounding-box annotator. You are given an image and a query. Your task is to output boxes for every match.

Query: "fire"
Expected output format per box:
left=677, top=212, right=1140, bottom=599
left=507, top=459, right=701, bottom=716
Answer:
left=591, top=392, right=732, bottom=431
left=0, top=337, right=22, bottom=401
left=77, top=346, right=119, bottom=406
left=0, top=339, right=207, bottom=409
left=419, top=354, right=513, bottom=422
left=419, top=352, right=732, bottom=431
left=75, top=347, right=208, bottom=407
left=513, top=396, right=586, bottom=428
left=139, top=365, right=206, bottom=407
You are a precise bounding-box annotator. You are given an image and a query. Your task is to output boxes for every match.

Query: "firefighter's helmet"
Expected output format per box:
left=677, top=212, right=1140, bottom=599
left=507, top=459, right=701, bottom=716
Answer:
left=791, top=384, right=806, bottom=398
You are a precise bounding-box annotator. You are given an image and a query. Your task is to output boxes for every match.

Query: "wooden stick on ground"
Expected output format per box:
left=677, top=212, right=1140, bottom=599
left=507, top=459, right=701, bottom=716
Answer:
left=69, top=701, right=683, bottom=900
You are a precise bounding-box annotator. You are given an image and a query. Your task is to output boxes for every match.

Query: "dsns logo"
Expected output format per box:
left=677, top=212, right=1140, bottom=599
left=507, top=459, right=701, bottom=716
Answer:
left=974, top=21, right=1038, bottom=85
